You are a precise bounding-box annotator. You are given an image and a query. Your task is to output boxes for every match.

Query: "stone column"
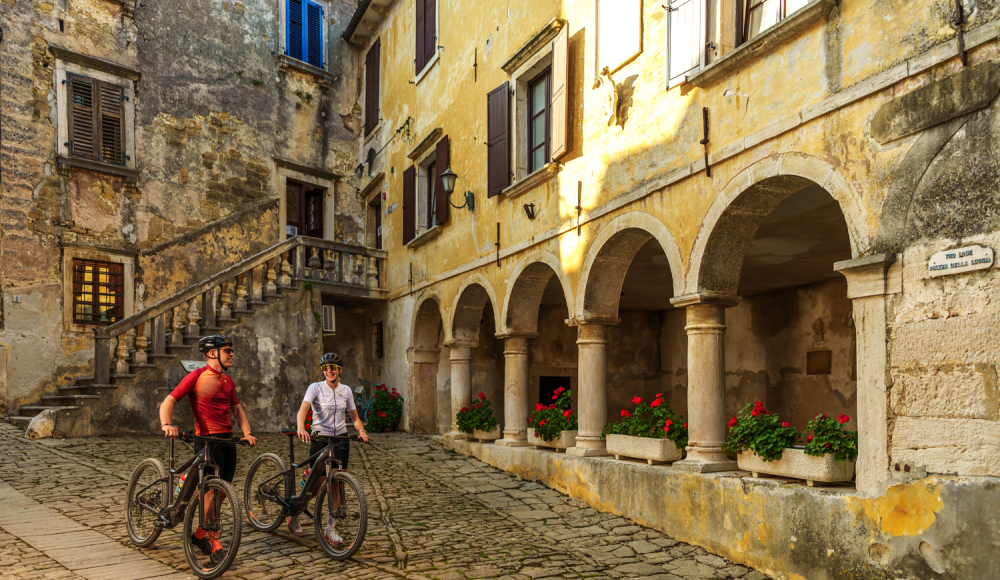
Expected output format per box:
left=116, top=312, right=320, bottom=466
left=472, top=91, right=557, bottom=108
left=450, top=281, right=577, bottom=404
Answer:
left=495, top=333, right=535, bottom=447
left=445, top=341, right=475, bottom=439
left=835, top=254, right=897, bottom=495
left=568, top=322, right=614, bottom=457
left=670, top=293, right=740, bottom=472
left=410, top=347, right=441, bottom=434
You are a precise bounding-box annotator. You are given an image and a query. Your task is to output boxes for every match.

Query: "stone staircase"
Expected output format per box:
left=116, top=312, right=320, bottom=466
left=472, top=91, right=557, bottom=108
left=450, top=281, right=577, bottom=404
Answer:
left=6, top=236, right=387, bottom=436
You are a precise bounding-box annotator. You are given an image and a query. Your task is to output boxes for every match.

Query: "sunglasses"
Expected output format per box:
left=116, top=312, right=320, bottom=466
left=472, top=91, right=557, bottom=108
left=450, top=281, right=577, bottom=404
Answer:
left=321, top=364, right=341, bottom=372
left=221, top=348, right=235, bottom=356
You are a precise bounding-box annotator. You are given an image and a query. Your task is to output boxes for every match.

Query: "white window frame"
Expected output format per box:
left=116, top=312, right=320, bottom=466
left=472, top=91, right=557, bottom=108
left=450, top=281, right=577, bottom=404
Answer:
left=61, top=245, right=136, bottom=335
left=415, top=149, right=438, bottom=234
left=595, top=0, right=643, bottom=76
left=278, top=0, right=330, bottom=71
left=665, top=0, right=707, bottom=89
left=510, top=49, right=554, bottom=182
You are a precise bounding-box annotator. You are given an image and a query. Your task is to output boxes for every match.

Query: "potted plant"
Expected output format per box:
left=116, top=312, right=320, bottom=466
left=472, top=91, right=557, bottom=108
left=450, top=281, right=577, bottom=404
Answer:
left=727, top=402, right=858, bottom=486
left=366, top=384, right=403, bottom=432
left=527, top=387, right=578, bottom=450
left=602, top=394, right=689, bottom=464
left=456, top=392, right=500, bottom=441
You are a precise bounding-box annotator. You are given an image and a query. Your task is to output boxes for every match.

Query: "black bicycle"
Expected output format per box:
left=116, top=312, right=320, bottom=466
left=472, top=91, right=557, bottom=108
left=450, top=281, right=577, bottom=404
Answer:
left=244, top=430, right=368, bottom=560
left=125, top=431, right=247, bottom=579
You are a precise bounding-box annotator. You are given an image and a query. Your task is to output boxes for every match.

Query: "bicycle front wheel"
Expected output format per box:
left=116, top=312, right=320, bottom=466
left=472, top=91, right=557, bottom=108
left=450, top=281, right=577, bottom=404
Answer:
left=182, top=478, right=242, bottom=579
left=125, top=458, right=167, bottom=547
left=314, top=471, right=367, bottom=560
left=243, top=452, right=291, bottom=532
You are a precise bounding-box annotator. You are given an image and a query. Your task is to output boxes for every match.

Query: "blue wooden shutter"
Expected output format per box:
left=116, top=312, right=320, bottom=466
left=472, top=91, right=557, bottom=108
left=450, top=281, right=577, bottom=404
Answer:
left=288, top=0, right=304, bottom=60
left=306, top=1, right=324, bottom=68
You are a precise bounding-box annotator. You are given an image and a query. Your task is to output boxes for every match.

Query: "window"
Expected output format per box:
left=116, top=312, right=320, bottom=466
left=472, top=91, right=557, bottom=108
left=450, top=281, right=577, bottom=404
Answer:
left=286, top=0, right=326, bottom=68
left=67, top=74, right=126, bottom=165
left=365, top=38, right=381, bottom=135
left=528, top=71, right=551, bottom=173
left=743, top=0, right=808, bottom=42
left=414, top=0, right=437, bottom=74
left=72, top=259, right=124, bottom=325
left=373, top=322, right=384, bottom=359
left=666, top=0, right=705, bottom=87
left=285, top=182, right=325, bottom=238
left=425, top=161, right=437, bottom=229
left=402, top=136, right=450, bottom=245
left=596, top=0, right=642, bottom=74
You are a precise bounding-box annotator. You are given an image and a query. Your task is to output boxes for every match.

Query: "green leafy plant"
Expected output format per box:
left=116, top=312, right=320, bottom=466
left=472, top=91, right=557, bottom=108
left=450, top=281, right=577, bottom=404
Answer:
left=602, top=394, right=689, bottom=449
left=804, top=413, right=858, bottom=462
left=252, top=79, right=263, bottom=87
left=725, top=402, right=801, bottom=461
left=456, top=392, right=498, bottom=434
left=366, top=384, right=403, bottom=432
left=294, top=89, right=313, bottom=104
left=527, top=387, right=578, bottom=442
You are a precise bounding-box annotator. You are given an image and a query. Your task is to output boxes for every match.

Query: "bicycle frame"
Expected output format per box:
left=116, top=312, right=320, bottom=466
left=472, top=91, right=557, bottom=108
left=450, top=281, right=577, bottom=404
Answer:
left=133, top=437, right=222, bottom=530
left=254, top=435, right=349, bottom=519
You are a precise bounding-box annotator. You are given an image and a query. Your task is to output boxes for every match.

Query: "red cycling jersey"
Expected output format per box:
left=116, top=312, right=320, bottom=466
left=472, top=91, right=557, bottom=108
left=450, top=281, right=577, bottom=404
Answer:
left=169, top=365, right=240, bottom=436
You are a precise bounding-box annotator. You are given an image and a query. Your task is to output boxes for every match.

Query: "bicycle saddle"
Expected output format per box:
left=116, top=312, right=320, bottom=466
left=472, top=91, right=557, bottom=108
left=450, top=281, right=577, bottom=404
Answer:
left=280, top=428, right=296, bottom=436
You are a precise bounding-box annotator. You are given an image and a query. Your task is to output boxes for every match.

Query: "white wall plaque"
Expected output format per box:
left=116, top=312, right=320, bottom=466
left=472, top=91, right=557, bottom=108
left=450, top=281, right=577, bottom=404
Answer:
left=928, top=245, right=994, bottom=277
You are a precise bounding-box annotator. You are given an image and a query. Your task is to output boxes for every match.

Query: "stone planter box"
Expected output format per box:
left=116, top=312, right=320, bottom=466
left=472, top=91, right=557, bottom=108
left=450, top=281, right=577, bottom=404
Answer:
left=471, top=425, right=501, bottom=442
left=737, top=448, right=856, bottom=486
left=607, top=434, right=682, bottom=465
left=527, top=428, right=577, bottom=451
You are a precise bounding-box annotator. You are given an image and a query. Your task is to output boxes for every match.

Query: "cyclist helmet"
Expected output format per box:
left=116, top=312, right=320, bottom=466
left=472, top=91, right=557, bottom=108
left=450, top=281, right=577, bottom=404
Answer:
left=199, top=334, right=233, bottom=354
left=319, top=352, right=343, bottom=367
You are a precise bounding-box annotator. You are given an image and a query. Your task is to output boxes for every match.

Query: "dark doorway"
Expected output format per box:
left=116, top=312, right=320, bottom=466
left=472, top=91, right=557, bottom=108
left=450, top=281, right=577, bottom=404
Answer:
left=539, top=375, right=571, bottom=405
left=287, top=182, right=325, bottom=238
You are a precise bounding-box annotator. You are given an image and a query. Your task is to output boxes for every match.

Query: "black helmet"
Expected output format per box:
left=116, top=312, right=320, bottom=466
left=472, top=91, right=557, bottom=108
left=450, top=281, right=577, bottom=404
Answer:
left=199, top=335, right=232, bottom=354
left=319, top=352, right=343, bottom=366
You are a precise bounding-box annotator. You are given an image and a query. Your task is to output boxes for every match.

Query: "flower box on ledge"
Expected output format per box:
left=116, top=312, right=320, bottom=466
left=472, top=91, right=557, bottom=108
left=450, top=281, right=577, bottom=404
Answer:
left=527, top=428, right=577, bottom=451
left=607, top=434, right=682, bottom=465
left=737, top=448, right=856, bottom=486
left=472, top=426, right=501, bottom=442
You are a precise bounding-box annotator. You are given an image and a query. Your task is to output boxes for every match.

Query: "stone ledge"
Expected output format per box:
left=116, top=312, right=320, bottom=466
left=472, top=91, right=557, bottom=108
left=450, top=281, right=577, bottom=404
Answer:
left=55, top=156, right=139, bottom=181
left=406, top=224, right=444, bottom=249
left=687, top=0, right=835, bottom=88
left=277, top=55, right=337, bottom=84
left=501, top=163, right=560, bottom=200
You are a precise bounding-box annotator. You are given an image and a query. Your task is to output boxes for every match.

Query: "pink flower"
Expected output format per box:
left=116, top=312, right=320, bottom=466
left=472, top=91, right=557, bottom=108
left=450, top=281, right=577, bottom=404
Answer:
left=632, top=396, right=642, bottom=405
left=838, top=414, right=850, bottom=424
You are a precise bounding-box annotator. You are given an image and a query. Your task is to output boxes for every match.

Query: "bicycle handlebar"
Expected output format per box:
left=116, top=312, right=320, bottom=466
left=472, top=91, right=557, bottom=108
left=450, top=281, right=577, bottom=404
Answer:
left=163, top=426, right=249, bottom=446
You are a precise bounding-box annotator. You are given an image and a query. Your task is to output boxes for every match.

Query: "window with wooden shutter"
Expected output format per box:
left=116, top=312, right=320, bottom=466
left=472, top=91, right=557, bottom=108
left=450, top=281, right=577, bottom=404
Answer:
left=415, top=0, right=436, bottom=74
left=402, top=166, right=416, bottom=244
left=550, top=25, right=569, bottom=161
left=528, top=71, right=551, bottom=172
left=434, top=135, right=450, bottom=225
left=666, top=0, right=704, bottom=88
left=487, top=82, right=510, bottom=198
left=415, top=0, right=425, bottom=73
left=68, top=73, right=125, bottom=165
left=287, top=0, right=325, bottom=68
left=365, top=38, right=381, bottom=135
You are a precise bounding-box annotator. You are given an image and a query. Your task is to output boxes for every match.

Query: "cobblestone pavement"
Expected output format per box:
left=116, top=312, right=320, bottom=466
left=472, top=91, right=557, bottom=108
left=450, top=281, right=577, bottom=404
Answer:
left=0, top=423, right=771, bottom=580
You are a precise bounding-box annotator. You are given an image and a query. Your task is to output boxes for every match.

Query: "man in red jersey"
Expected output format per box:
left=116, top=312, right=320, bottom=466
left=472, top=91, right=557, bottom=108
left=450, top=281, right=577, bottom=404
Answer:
left=159, top=335, right=257, bottom=562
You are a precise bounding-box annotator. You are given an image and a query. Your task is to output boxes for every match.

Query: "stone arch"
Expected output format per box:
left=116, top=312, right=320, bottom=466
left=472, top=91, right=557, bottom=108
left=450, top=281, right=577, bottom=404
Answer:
left=409, top=291, right=445, bottom=434
left=448, top=274, right=501, bottom=344
left=411, top=291, right=444, bottom=349
left=686, top=153, right=871, bottom=295
left=501, top=249, right=575, bottom=334
left=575, top=211, right=684, bottom=320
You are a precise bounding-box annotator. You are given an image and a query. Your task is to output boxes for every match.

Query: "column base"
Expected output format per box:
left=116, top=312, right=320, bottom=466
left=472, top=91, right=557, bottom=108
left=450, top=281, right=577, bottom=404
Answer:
left=495, top=436, right=530, bottom=447
left=672, top=446, right=737, bottom=472
left=566, top=446, right=610, bottom=457
left=444, top=431, right=468, bottom=440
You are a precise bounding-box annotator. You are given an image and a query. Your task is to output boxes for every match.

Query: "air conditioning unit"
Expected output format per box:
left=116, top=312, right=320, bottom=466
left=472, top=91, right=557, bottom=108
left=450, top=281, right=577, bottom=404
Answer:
left=322, top=305, right=336, bottom=334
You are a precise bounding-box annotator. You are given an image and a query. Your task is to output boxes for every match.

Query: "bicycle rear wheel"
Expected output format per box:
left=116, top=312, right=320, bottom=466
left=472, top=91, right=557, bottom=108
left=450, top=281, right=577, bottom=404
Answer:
left=125, top=458, right=167, bottom=547
left=314, top=471, right=367, bottom=560
left=243, top=452, right=291, bottom=532
left=183, top=478, right=242, bottom=579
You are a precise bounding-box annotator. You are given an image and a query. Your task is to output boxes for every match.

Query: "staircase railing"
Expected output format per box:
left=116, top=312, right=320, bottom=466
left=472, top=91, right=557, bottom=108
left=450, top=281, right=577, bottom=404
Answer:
left=92, top=236, right=387, bottom=384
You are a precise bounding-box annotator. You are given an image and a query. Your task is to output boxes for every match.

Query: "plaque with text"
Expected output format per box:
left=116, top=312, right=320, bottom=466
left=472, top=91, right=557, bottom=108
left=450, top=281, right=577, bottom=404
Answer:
left=928, top=245, right=994, bottom=277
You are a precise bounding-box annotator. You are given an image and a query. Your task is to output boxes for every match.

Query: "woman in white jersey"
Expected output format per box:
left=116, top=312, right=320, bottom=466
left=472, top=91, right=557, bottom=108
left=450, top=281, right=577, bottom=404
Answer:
left=288, top=352, right=370, bottom=540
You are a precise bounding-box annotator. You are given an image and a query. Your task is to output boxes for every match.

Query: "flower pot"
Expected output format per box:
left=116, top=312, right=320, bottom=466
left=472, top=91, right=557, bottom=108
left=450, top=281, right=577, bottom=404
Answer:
left=606, top=434, right=682, bottom=465
left=527, top=428, right=577, bottom=451
left=472, top=425, right=501, bottom=442
left=737, top=448, right=856, bottom=486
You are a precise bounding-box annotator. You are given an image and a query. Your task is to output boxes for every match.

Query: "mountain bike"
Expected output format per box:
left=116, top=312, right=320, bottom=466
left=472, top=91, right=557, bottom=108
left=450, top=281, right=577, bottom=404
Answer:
left=125, top=430, right=248, bottom=579
left=244, top=430, right=368, bottom=560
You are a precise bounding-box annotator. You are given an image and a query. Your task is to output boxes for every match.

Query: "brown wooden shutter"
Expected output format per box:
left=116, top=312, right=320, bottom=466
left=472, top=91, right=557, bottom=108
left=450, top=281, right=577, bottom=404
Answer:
left=487, top=82, right=510, bottom=198
left=434, top=135, right=450, bottom=225
left=402, top=166, right=416, bottom=244
left=68, top=74, right=97, bottom=161
left=97, top=81, right=125, bottom=165
left=415, top=0, right=425, bottom=73
left=365, top=38, right=381, bottom=135
left=550, top=25, right=569, bottom=161
left=423, top=0, right=436, bottom=68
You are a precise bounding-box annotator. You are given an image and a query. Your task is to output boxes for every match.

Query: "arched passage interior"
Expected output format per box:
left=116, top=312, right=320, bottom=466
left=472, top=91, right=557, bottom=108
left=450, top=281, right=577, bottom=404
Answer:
left=449, top=283, right=504, bottom=436
left=410, top=297, right=445, bottom=434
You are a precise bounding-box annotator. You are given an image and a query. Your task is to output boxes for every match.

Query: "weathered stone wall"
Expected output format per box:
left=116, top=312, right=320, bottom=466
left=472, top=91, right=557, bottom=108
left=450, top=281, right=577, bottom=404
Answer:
left=0, top=0, right=365, bottom=410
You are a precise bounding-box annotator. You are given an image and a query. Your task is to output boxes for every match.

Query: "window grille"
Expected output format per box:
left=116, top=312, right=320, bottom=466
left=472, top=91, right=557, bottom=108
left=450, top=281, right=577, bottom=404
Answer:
left=373, top=322, right=384, bottom=359
left=72, top=259, right=124, bottom=325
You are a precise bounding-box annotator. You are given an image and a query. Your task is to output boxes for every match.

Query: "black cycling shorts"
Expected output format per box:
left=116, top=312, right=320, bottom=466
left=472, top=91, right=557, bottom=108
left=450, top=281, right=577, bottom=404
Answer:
left=194, top=433, right=237, bottom=483
left=308, top=436, right=349, bottom=471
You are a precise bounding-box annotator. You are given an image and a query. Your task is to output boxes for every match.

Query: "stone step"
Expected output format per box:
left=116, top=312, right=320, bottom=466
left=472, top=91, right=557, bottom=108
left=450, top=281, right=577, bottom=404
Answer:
left=17, top=405, right=80, bottom=418
left=150, top=353, right=176, bottom=360
left=263, top=293, right=284, bottom=303
left=6, top=416, right=31, bottom=429
left=77, top=376, right=96, bottom=387
left=111, top=374, right=137, bottom=384
left=59, top=384, right=117, bottom=396
left=40, top=395, right=101, bottom=406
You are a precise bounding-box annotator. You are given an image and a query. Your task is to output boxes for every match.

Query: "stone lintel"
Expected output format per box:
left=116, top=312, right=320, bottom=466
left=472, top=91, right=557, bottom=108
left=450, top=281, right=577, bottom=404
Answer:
left=407, top=127, right=444, bottom=160
left=834, top=254, right=896, bottom=299
left=501, top=18, right=567, bottom=74
left=669, top=293, right=741, bottom=309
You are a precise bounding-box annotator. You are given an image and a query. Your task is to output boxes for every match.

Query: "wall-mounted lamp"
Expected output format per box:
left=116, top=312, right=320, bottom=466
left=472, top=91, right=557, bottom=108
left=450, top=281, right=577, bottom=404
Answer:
left=354, top=163, right=364, bottom=179
left=523, top=203, right=536, bottom=220
left=440, top=166, right=475, bottom=211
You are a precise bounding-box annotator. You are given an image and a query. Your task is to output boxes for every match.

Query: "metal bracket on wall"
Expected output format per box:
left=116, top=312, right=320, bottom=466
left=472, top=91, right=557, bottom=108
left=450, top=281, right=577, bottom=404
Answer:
left=575, top=181, right=583, bottom=235
left=954, top=0, right=967, bottom=66
left=495, top=223, right=501, bottom=267
left=408, top=262, right=413, bottom=294
left=700, top=107, right=712, bottom=178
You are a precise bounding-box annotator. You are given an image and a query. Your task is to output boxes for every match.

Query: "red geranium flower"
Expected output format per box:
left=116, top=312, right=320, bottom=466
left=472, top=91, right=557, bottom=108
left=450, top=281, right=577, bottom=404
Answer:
left=807, top=435, right=814, bottom=442
left=536, top=403, right=545, bottom=412
left=650, top=398, right=662, bottom=408
left=781, top=422, right=790, bottom=427
left=478, top=392, right=486, bottom=401
left=548, top=404, right=555, bottom=410
left=534, top=432, right=539, bottom=438
left=815, top=413, right=825, bottom=420
left=381, top=412, right=387, bottom=417
left=632, top=396, right=642, bottom=405
left=540, top=420, right=545, bottom=426
left=552, top=395, right=558, bottom=400
left=728, top=417, right=738, bottom=428
left=555, top=387, right=565, bottom=395
left=664, top=419, right=673, bottom=433
left=683, top=423, right=687, bottom=429
left=621, top=410, right=631, bottom=418
left=656, top=393, right=662, bottom=398
left=838, top=414, right=850, bottom=424
left=563, top=409, right=572, bottom=418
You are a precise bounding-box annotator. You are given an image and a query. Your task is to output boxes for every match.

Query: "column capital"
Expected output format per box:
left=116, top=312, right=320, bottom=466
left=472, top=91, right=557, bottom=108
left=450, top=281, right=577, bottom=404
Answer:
left=495, top=331, right=539, bottom=340
left=444, top=340, right=478, bottom=348
left=834, top=253, right=898, bottom=299
left=669, top=292, right=740, bottom=308
left=565, top=316, right=620, bottom=327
